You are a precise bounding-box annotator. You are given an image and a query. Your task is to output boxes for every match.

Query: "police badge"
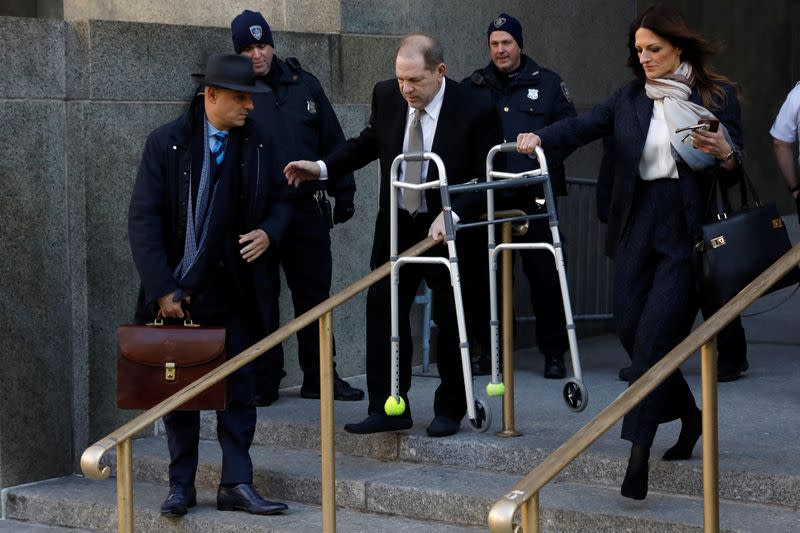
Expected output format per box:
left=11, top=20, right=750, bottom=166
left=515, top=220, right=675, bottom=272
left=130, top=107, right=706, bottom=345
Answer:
left=527, top=88, right=539, bottom=101
left=493, top=16, right=506, bottom=28
left=307, top=99, right=317, bottom=114
left=249, top=25, right=262, bottom=40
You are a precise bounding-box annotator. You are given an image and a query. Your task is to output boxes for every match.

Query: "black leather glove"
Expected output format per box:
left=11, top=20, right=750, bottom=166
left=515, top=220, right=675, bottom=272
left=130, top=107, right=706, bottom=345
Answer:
left=333, top=198, right=355, bottom=224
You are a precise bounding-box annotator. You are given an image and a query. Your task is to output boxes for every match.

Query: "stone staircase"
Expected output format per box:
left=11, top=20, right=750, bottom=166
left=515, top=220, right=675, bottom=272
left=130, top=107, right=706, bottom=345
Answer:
left=3, top=332, right=800, bottom=531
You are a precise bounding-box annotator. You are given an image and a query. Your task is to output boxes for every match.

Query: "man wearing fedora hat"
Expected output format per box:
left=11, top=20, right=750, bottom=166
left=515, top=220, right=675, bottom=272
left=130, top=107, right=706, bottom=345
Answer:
left=129, top=53, right=290, bottom=517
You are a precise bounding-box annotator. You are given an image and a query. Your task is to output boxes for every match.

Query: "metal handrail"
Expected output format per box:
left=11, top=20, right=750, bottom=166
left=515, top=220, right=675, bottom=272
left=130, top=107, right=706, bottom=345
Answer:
left=488, top=242, right=800, bottom=532
left=80, top=238, right=437, bottom=532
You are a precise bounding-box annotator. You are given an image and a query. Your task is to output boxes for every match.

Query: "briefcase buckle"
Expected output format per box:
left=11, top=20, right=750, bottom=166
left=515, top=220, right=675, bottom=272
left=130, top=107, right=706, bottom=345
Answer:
left=710, top=236, right=726, bottom=248
left=165, top=362, right=176, bottom=381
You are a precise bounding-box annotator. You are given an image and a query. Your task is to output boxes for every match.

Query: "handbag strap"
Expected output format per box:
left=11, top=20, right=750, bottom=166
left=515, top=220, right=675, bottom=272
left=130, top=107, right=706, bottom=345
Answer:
left=711, top=177, right=732, bottom=219
left=737, top=166, right=761, bottom=208
left=712, top=165, right=761, bottom=218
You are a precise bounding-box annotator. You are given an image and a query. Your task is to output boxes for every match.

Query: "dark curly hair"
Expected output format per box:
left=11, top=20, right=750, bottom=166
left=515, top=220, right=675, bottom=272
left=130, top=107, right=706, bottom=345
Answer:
left=627, top=4, right=740, bottom=110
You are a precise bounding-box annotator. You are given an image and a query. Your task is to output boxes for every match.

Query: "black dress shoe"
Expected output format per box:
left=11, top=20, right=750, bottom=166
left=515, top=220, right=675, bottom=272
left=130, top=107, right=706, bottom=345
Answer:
left=301, top=374, right=365, bottom=401
left=544, top=353, right=566, bottom=379
left=343, top=413, right=412, bottom=434
left=618, top=366, right=632, bottom=382
left=160, top=484, right=197, bottom=517
left=717, top=359, right=749, bottom=382
left=426, top=416, right=460, bottom=437
left=217, top=483, right=288, bottom=515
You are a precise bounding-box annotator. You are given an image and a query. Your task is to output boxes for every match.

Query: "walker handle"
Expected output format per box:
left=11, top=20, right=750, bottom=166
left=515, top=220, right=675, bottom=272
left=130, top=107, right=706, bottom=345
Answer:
left=499, top=142, right=518, bottom=152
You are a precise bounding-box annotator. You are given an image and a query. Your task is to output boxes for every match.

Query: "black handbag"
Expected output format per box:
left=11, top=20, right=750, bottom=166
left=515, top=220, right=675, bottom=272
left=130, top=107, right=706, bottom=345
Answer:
left=696, top=171, right=799, bottom=309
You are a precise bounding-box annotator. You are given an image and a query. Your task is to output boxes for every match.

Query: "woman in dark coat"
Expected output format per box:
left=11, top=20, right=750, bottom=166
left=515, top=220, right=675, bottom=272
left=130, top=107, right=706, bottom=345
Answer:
left=516, top=5, right=743, bottom=500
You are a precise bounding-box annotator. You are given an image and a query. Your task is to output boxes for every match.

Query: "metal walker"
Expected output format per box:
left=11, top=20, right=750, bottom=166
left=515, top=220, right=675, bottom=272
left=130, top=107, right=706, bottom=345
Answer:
left=478, top=142, right=588, bottom=412
left=384, top=151, right=492, bottom=432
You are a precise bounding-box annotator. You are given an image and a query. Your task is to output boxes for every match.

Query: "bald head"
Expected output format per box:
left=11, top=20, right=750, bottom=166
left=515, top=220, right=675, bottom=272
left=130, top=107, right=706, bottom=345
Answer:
left=396, top=33, right=444, bottom=71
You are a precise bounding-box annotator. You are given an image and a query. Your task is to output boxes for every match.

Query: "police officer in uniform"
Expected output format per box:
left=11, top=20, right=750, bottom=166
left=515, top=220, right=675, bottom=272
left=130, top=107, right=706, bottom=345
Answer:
left=231, top=10, right=363, bottom=404
left=463, top=13, right=577, bottom=379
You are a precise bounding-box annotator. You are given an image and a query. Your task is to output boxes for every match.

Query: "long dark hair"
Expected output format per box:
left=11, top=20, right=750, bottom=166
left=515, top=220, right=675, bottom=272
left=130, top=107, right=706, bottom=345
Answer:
left=626, top=4, right=739, bottom=110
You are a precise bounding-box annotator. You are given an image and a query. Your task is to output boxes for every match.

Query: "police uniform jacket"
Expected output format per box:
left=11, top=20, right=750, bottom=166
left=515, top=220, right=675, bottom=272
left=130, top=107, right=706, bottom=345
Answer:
left=537, top=79, right=743, bottom=258
left=323, top=77, right=501, bottom=269
left=253, top=55, right=356, bottom=202
left=129, top=95, right=292, bottom=322
left=464, top=55, right=577, bottom=196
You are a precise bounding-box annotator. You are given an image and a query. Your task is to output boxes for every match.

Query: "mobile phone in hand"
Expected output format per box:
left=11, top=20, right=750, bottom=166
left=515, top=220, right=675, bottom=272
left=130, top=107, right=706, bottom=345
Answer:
left=697, top=118, right=719, bottom=132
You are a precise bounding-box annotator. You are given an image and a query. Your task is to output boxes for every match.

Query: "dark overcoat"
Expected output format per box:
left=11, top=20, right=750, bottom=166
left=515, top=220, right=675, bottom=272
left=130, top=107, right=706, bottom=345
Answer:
left=129, top=95, right=292, bottom=325
left=536, top=79, right=743, bottom=258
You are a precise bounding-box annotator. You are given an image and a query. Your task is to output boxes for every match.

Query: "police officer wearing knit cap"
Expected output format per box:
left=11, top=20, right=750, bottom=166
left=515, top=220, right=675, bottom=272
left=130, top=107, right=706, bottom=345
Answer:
left=230, top=9, right=363, bottom=404
left=463, top=13, right=577, bottom=379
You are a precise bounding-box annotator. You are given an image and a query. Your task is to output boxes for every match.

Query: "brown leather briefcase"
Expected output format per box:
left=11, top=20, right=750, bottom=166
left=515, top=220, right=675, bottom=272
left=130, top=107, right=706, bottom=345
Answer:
left=117, top=314, right=227, bottom=411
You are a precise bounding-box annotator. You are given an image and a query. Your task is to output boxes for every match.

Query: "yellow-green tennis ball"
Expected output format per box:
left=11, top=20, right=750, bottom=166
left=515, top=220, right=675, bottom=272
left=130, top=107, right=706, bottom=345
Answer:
left=384, top=396, right=406, bottom=416
left=486, top=382, right=505, bottom=397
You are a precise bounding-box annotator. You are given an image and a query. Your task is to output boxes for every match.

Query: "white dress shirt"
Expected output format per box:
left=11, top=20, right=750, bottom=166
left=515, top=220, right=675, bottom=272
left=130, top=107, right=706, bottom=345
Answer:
left=638, top=99, right=679, bottom=180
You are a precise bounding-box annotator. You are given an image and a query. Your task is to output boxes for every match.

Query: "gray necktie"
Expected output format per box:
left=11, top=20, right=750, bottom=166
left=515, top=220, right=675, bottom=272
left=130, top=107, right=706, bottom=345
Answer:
left=404, top=108, right=425, bottom=214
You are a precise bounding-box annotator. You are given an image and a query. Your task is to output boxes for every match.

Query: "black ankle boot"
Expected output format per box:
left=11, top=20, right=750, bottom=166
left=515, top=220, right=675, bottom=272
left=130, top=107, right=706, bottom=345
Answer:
left=621, top=443, right=650, bottom=500
left=663, top=406, right=702, bottom=461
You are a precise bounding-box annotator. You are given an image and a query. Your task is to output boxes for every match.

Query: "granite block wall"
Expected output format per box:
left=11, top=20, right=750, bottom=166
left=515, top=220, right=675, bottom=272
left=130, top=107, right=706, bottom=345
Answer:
left=0, top=18, right=74, bottom=488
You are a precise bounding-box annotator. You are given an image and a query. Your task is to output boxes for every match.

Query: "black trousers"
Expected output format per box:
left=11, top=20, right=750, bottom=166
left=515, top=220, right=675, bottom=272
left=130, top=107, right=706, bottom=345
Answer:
left=515, top=216, right=569, bottom=357
left=616, top=179, right=698, bottom=447
left=365, top=211, right=467, bottom=421
left=254, top=193, right=335, bottom=390
left=457, top=212, right=568, bottom=358
left=164, top=308, right=258, bottom=487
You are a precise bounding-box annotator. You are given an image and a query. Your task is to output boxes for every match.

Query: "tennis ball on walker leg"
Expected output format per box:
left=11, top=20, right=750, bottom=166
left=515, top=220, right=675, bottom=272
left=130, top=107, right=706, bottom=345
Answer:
left=384, top=396, right=406, bottom=416
left=486, top=382, right=505, bottom=397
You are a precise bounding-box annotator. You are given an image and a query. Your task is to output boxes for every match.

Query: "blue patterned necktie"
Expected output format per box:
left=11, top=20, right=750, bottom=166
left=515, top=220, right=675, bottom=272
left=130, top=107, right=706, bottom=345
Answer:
left=211, top=131, right=227, bottom=166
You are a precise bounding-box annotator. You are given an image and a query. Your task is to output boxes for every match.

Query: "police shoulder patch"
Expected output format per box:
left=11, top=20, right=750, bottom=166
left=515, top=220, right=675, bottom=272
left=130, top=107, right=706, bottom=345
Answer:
left=560, top=81, right=573, bottom=104
left=307, top=99, right=317, bottom=114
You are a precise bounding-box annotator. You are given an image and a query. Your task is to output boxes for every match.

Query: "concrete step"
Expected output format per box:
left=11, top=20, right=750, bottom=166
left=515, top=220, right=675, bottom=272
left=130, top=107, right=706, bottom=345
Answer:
left=180, top=335, right=800, bottom=511
left=192, top=410, right=800, bottom=510
left=3, top=476, right=482, bottom=533
left=0, top=519, right=92, bottom=532
left=116, top=437, right=799, bottom=532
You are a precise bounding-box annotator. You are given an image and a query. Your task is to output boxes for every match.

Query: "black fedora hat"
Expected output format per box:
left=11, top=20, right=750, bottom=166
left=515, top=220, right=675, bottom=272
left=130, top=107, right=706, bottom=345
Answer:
left=192, top=53, right=269, bottom=93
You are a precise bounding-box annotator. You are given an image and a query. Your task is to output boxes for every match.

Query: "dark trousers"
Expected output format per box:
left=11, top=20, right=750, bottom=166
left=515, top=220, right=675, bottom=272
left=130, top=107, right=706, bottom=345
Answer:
left=365, top=211, right=467, bottom=421
left=516, top=217, right=569, bottom=357
left=457, top=213, right=568, bottom=358
left=616, top=179, right=698, bottom=448
left=701, top=307, right=747, bottom=365
left=164, top=309, right=259, bottom=487
left=254, top=194, right=335, bottom=389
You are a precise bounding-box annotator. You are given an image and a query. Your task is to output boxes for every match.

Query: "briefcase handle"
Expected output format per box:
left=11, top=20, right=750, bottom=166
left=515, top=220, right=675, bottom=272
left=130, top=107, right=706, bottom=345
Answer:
left=146, top=310, right=200, bottom=328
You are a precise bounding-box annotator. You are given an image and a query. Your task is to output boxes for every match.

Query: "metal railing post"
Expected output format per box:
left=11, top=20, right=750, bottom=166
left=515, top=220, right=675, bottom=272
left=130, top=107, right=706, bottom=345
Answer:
left=520, top=492, right=540, bottom=533
left=498, top=221, right=521, bottom=437
left=116, top=439, right=134, bottom=533
left=701, top=337, right=720, bottom=533
left=319, top=312, right=336, bottom=533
